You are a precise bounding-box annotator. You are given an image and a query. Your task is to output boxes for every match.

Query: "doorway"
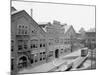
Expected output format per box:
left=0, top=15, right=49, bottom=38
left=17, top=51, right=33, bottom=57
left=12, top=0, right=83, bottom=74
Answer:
left=18, top=56, right=28, bottom=69
left=55, top=49, right=59, bottom=58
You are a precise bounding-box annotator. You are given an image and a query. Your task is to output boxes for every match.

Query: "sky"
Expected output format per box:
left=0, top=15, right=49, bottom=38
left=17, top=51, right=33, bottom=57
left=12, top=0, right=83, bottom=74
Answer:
left=12, top=1, right=95, bottom=32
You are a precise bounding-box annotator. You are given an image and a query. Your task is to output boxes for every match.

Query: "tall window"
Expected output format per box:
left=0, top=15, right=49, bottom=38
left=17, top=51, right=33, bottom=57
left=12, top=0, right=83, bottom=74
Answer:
left=11, top=40, right=14, bottom=51
left=11, top=59, right=14, bottom=70
left=40, top=52, right=42, bottom=61
left=23, top=40, right=28, bottom=49
left=18, top=40, right=23, bottom=51
left=43, top=52, right=46, bottom=60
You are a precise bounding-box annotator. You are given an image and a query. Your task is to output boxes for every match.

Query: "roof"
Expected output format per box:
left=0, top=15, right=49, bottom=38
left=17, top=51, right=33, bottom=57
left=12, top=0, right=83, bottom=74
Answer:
left=11, top=10, right=24, bottom=15
left=87, top=28, right=96, bottom=32
left=64, top=25, right=71, bottom=33
left=11, top=9, right=46, bottom=37
left=85, top=32, right=96, bottom=34
left=85, top=32, right=96, bottom=37
left=11, top=7, right=17, bottom=13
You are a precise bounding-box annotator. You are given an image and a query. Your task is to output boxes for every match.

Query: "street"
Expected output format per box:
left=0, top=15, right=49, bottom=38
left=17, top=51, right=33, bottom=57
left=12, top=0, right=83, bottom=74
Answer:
left=18, top=48, right=95, bottom=74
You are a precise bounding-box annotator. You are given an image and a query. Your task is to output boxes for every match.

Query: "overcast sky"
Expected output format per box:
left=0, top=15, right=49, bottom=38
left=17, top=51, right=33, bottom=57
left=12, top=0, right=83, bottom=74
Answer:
left=12, top=1, right=95, bottom=32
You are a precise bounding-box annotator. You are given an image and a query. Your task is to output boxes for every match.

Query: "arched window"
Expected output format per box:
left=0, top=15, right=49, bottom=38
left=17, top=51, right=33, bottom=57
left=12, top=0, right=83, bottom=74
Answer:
left=18, top=56, right=28, bottom=68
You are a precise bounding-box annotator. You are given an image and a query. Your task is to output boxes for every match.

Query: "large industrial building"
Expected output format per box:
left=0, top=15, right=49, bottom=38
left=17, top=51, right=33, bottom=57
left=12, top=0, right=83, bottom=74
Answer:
left=11, top=7, right=77, bottom=75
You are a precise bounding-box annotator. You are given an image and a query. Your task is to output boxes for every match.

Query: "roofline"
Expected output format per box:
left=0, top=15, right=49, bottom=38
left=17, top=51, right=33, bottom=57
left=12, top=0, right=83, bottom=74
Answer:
left=11, top=10, right=25, bottom=15
left=11, top=10, right=47, bottom=36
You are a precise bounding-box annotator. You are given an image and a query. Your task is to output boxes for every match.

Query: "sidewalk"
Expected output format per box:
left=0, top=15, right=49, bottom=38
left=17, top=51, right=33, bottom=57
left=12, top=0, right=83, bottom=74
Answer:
left=19, top=49, right=81, bottom=74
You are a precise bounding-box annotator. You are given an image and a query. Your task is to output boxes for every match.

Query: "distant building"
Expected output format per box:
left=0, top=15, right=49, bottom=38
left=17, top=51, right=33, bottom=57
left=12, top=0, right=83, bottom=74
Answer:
left=45, top=20, right=65, bottom=35
left=78, top=28, right=96, bottom=49
left=84, top=32, right=96, bottom=49
left=64, top=25, right=77, bottom=52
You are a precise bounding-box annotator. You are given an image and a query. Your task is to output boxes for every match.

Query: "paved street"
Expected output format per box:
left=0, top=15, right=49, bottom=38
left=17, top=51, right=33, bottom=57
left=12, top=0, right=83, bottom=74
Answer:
left=19, top=49, right=81, bottom=74
left=18, top=48, right=95, bottom=74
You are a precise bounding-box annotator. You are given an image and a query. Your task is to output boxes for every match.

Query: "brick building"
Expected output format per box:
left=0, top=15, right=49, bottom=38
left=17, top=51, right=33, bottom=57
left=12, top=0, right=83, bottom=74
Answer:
left=40, top=21, right=76, bottom=61
left=11, top=7, right=47, bottom=75
left=11, top=7, right=77, bottom=75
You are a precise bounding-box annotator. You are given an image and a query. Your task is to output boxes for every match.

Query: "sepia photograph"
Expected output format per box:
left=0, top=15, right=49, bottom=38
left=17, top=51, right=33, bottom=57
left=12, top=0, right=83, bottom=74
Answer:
left=11, top=0, right=96, bottom=75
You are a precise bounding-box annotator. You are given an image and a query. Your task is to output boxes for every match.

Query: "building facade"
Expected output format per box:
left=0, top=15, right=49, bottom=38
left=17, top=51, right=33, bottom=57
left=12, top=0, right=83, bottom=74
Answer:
left=11, top=7, right=77, bottom=75
left=41, top=21, right=77, bottom=62
left=84, top=32, right=96, bottom=49
left=11, top=7, right=47, bottom=75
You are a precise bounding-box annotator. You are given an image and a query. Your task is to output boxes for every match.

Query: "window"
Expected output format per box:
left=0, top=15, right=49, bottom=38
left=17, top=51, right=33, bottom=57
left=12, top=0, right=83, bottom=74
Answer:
left=19, top=25, right=21, bottom=28
left=30, top=54, right=34, bottom=64
left=30, top=44, right=32, bottom=48
left=34, top=53, right=38, bottom=63
left=32, top=31, right=34, bottom=33
left=25, top=30, right=27, bottom=34
left=22, top=30, right=24, bottom=34
left=11, top=46, right=14, bottom=51
left=25, top=26, right=27, bottom=29
left=40, top=44, right=42, bottom=48
left=30, top=39, right=38, bottom=49
left=43, top=52, right=46, bottom=60
left=31, top=29, right=37, bottom=35
left=31, top=59, right=33, bottom=64
left=17, top=25, right=22, bottom=35
left=43, top=44, right=45, bottom=47
left=33, top=44, right=36, bottom=48
left=43, top=52, right=45, bottom=54
left=24, top=45, right=27, bottom=49
left=22, top=26, right=24, bottom=28
left=61, top=49, right=63, bottom=54
left=11, top=40, right=14, bottom=51
left=18, top=45, right=23, bottom=50
left=11, top=59, right=14, bottom=70
left=18, top=40, right=23, bottom=50
left=40, top=53, right=42, bottom=61
left=49, top=42, right=51, bottom=45
left=55, top=39, right=59, bottom=43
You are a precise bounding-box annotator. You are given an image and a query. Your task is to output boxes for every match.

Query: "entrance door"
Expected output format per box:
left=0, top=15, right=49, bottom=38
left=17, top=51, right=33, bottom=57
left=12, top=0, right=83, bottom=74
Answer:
left=55, top=49, right=59, bottom=58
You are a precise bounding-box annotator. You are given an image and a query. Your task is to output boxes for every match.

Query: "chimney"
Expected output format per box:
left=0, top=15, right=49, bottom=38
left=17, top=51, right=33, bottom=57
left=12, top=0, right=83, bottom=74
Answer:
left=30, top=8, right=33, bottom=18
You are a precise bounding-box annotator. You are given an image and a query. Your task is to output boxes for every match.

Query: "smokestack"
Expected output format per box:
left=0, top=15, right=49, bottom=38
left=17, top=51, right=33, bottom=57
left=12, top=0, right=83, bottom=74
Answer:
left=30, top=8, right=33, bottom=18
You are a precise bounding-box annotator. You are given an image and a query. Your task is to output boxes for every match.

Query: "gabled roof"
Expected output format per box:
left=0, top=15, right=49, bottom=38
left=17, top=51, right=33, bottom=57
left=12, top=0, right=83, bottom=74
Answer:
left=11, top=7, right=17, bottom=13
left=64, top=25, right=71, bottom=33
left=64, top=25, right=76, bottom=34
left=11, top=10, right=46, bottom=37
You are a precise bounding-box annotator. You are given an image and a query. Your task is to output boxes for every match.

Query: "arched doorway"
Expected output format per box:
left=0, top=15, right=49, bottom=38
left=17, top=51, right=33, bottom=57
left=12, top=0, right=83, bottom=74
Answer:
left=18, top=55, right=28, bottom=69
